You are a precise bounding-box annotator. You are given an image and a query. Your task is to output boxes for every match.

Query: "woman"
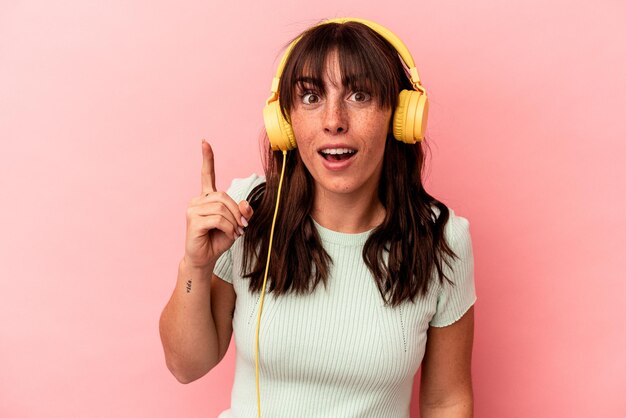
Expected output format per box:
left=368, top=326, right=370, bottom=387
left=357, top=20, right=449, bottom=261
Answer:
left=160, top=18, right=477, bottom=418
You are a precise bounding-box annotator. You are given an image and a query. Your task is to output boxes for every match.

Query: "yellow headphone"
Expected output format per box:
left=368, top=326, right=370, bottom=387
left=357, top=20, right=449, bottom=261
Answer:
left=262, top=17, right=429, bottom=151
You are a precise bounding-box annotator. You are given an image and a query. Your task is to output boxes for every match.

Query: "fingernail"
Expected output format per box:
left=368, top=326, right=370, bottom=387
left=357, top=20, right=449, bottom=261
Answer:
left=240, top=216, right=249, bottom=227
left=237, top=227, right=244, bottom=235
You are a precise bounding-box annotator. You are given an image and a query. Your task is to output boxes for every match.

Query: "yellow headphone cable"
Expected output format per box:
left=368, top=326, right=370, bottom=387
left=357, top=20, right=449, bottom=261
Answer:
left=255, top=149, right=287, bottom=418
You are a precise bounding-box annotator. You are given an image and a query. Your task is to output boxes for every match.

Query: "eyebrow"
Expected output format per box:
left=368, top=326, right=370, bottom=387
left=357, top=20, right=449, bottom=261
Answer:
left=295, top=76, right=324, bottom=88
left=342, top=73, right=372, bottom=90
left=295, top=74, right=372, bottom=91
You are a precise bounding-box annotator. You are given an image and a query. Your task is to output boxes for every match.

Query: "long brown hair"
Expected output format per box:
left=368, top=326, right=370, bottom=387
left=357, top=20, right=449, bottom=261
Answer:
left=242, top=21, right=458, bottom=307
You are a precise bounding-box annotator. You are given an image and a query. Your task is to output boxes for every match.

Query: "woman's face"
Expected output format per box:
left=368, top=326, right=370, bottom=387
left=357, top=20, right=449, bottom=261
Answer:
left=289, top=49, right=392, bottom=202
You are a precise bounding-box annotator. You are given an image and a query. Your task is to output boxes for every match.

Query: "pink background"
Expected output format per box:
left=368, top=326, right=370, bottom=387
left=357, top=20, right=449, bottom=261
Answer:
left=1, top=0, right=625, bottom=417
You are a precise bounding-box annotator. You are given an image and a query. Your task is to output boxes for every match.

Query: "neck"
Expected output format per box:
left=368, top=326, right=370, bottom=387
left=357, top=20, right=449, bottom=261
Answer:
left=310, top=187, right=385, bottom=233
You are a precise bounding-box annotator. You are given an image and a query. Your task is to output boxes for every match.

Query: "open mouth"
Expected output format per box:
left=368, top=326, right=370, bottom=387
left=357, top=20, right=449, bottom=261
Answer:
left=318, top=148, right=357, bottom=161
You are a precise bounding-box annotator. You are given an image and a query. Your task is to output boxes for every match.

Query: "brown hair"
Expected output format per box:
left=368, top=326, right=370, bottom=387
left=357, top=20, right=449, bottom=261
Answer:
left=242, top=20, right=458, bottom=306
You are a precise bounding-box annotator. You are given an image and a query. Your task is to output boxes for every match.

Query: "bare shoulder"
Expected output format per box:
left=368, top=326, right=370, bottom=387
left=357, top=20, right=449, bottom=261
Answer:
left=210, top=274, right=236, bottom=365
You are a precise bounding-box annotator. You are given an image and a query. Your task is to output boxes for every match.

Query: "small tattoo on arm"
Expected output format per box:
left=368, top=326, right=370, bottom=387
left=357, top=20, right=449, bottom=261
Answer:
left=186, top=279, right=192, bottom=293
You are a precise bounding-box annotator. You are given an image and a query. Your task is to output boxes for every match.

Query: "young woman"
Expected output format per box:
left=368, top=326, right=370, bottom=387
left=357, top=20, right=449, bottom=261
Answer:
left=160, top=18, right=477, bottom=418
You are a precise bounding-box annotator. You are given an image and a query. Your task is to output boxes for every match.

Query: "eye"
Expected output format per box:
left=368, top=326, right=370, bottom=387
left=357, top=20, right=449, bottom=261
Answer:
left=349, top=91, right=371, bottom=102
left=301, top=91, right=321, bottom=105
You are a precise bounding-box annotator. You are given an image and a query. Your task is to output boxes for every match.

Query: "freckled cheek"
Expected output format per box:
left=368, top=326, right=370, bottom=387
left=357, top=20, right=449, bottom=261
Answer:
left=291, top=117, right=314, bottom=152
left=358, top=117, right=391, bottom=143
left=291, top=122, right=317, bottom=163
left=293, top=130, right=315, bottom=153
left=356, top=109, right=391, bottom=133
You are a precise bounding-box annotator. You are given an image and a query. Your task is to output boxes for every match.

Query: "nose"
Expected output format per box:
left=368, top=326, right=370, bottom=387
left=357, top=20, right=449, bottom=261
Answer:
left=323, top=98, right=348, bottom=135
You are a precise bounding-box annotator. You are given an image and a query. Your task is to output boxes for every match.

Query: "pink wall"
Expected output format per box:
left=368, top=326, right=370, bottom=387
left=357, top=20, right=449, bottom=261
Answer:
left=1, top=1, right=625, bottom=417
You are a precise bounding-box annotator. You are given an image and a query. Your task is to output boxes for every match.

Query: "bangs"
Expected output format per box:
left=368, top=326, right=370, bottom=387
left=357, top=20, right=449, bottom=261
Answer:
left=278, top=21, right=408, bottom=120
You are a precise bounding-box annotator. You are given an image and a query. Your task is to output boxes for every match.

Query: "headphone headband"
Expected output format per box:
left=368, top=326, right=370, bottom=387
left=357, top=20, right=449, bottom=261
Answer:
left=263, top=17, right=429, bottom=149
left=266, top=17, right=425, bottom=105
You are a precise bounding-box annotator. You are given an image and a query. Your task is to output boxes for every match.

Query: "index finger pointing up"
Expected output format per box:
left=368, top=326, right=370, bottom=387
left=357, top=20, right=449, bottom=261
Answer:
left=201, top=139, right=217, bottom=195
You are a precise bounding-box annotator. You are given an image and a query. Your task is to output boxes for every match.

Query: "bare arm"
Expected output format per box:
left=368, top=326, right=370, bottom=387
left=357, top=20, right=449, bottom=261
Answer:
left=420, top=306, right=475, bottom=418
left=159, top=258, right=235, bottom=383
left=159, top=140, right=248, bottom=384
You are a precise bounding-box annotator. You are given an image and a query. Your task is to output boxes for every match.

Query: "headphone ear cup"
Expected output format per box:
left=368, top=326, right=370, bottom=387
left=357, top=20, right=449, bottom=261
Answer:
left=263, top=100, right=297, bottom=151
left=392, top=89, right=429, bottom=143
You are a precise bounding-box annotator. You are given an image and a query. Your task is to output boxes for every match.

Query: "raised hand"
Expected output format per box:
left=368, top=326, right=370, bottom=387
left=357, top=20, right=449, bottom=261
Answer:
left=183, top=140, right=253, bottom=270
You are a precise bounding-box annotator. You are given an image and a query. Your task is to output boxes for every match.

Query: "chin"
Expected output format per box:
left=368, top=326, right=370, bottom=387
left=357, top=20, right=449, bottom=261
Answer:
left=317, top=178, right=365, bottom=195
